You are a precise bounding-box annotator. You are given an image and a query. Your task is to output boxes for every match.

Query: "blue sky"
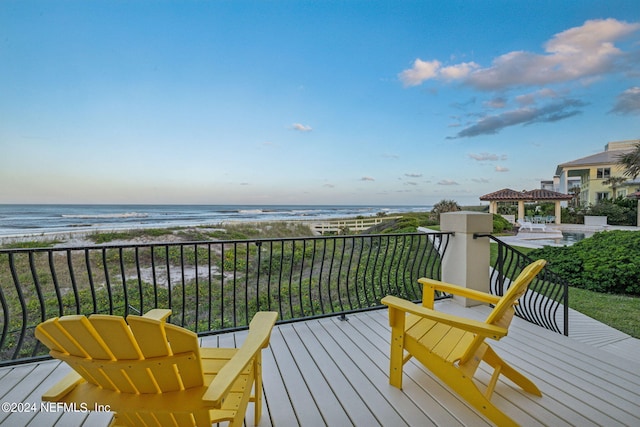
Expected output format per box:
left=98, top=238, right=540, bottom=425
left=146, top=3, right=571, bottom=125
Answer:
left=2, top=1, right=640, bottom=206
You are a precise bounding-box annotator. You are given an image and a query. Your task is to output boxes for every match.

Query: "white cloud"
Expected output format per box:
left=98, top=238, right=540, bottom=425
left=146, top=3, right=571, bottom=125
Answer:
left=399, top=59, right=441, bottom=87
left=291, top=123, right=312, bottom=132
left=361, top=176, right=375, bottom=181
left=400, top=19, right=640, bottom=90
left=404, top=173, right=423, bottom=178
left=439, top=62, right=479, bottom=80
left=610, top=86, right=640, bottom=115
left=437, top=179, right=459, bottom=185
left=468, top=152, right=507, bottom=161
left=495, top=166, right=510, bottom=172
left=472, top=178, right=490, bottom=183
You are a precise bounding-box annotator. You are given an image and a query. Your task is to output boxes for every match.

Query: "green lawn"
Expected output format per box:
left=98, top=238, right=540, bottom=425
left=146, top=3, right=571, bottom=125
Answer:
left=568, top=287, right=640, bottom=338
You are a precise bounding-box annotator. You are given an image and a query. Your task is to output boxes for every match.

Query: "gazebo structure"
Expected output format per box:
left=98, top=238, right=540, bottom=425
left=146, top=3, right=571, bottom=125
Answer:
left=480, top=188, right=574, bottom=225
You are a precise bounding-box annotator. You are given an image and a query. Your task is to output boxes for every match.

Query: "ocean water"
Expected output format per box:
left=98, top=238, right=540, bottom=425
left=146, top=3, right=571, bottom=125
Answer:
left=0, top=204, right=432, bottom=237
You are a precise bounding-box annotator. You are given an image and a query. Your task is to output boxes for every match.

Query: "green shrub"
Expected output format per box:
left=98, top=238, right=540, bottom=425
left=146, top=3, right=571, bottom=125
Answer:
left=529, top=230, right=640, bottom=295
left=588, top=199, right=636, bottom=225
left=492, top=214, right=512, bottom=234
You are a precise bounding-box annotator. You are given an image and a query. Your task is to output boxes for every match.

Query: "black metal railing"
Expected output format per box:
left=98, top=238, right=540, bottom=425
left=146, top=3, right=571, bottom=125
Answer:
left=0, top=232, right=451, bottom=365
left=478, top=234, right=569, bottom=336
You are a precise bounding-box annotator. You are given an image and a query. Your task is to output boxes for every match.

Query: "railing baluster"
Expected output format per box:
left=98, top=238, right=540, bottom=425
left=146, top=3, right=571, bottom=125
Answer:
left=0, top=266, right=9, bottom=355
left=207, top=243, right=213, bottom=331
left=232, top=243, right=237, bottom=327
left=118, top=248, right=128, bottom=316
left=8, top=253, right=27, bottom=359
left=255, top=241, right=262, bottom=313
left=67, top=250, right=80, bottom=314
left=317, top=239, right=326, bottom=315
left=276, top=240, right=285, bottom=319
left=85, top=249, right=98, bottom=314
left=135, top=247, right=143, bottom=315
left=29, top=252, right=46, bottom=325
left=336, top=237, right=347, bottom=310
left=180, top=246, right=186, bottom=326
left=361, top=236, right=374, bottom=306
left=220, top=242, right=226, bottom=329
left=288, top=240, right=295, bottom=317
left=266, top=241, right=274, bottom=312
left=150, top=246, right=158, bottom=308
left=194, top=244, right=200, bottom=333
left=49, top=251, right=64, bottom=317
left=308, top=240, right=317, bottom=316
left=353, top=237, right=366, bottom=307
left=298, top=240, right=306, bottom=317
left=244, top=241, right=250, bottom=326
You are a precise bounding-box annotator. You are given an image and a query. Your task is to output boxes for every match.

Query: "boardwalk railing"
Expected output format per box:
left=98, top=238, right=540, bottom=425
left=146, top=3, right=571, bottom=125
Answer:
left=0, top=232, right=451, bottom=365
left=309, top=216, right=402, bottom=235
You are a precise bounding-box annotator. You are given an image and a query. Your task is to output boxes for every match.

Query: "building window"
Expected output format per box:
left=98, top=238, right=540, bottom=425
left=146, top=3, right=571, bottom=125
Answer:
left=596, top=168, right=611, bottom=179
left=596, top=192, right=609, bottom=201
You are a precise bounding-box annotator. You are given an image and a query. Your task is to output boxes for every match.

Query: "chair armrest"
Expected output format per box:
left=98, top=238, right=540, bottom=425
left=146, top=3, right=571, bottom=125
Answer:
left=142, top=309, right=172, bottom=322
left=381, top=295, right=507, bottom=339
left=202, top=312, right=278, bottom=406
left=418, top=277, right=502, bottom=305
left=42, top=370, right=84, bottom=401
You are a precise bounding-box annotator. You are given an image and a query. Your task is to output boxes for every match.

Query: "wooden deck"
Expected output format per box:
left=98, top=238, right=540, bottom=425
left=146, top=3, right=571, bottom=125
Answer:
left=1, top=301, right=639, bottom=426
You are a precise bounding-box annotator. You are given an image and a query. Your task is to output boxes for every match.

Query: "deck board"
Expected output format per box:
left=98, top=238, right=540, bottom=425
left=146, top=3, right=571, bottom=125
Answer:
left=1, top=301, right=639, bottom=427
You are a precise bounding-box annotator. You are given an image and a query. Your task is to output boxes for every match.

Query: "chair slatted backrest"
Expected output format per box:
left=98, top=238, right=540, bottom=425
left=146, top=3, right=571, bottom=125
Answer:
left=35, top=314, right=204, bottom=395
left=458, top=259, right=546, bottom=364
left=485, top=259, right=546, bottom=326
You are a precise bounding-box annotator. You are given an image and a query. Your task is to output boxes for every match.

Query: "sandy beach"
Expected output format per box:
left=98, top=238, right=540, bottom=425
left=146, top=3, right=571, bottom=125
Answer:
left=0, top=223, right=291, bottom=248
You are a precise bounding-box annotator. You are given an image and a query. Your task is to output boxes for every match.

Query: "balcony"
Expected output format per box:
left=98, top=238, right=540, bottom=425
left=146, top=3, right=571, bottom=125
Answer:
left=1, top=212, right=638, bottom=425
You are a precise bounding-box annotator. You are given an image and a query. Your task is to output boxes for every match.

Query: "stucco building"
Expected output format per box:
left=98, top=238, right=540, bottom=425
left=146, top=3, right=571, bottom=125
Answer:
left=555, top=139, right=640, bottom=206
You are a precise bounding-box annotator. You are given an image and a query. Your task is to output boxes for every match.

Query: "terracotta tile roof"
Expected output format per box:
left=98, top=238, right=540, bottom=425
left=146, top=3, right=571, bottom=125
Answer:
left=479, top=188, right=529, bottom=201
left=480, top=188, right=573, bottom=201
left=524, top=189, right=574, bottom=201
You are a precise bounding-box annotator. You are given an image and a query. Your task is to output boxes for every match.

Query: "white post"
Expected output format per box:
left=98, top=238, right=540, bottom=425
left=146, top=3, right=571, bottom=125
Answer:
left=440, top=211, right=493, bottom=307
left=517, top=201, right=525, bottom=221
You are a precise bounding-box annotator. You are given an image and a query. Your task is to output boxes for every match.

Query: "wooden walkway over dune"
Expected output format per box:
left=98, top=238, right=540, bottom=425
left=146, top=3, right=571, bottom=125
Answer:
left=308, top=216, right=402, bottom=235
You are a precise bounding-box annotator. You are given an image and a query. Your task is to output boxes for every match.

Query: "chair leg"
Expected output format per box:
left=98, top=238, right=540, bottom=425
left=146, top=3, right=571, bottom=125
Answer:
left=389, top=325, right=405, bottom=389
left=482, top=345, right=542, bottom=397
left=426, top=357, right=519, bottom=427
left=253, top=353, right=263, bottom=425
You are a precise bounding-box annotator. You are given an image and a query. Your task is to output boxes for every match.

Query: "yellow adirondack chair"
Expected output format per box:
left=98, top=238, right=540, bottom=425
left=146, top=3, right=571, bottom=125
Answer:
left=35, top=309, right=278, bottom=427
left=381, top=259, right=547, bottom=427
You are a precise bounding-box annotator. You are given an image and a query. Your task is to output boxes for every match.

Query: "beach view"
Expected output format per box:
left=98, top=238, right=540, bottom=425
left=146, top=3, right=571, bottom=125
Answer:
left=1, top=1, right=640, bottom=426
